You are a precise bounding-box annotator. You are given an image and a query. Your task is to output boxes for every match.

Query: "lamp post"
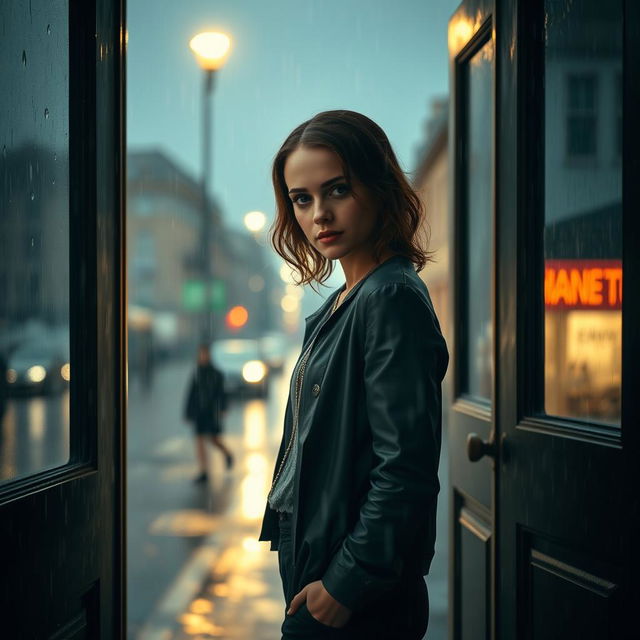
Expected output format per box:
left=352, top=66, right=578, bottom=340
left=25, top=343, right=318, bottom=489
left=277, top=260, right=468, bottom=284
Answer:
left=189, top=31, right=231, bottom=342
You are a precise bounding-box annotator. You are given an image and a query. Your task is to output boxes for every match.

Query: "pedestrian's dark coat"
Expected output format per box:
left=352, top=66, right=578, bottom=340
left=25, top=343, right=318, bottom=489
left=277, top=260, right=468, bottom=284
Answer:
left=184, top=363, right=227, bottom=432
left=259, top=255, right=449, bottom=612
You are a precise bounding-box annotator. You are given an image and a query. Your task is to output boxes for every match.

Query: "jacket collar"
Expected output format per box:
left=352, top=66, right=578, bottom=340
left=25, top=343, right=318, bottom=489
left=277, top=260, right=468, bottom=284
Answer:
left=304, top=254, right=410, bottom=320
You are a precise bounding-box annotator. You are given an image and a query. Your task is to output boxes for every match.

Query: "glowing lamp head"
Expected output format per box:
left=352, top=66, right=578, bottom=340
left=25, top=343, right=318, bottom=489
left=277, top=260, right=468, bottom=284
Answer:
left=189, top=32, right=231, bottom=71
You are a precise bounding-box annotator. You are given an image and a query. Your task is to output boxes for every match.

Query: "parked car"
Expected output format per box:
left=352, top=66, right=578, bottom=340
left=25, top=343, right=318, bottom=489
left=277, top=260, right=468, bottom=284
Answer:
left=211, top=339, right=270, bottom=398
left=259, top=332, right=288, bottom=373
left=6, top=339, right=70, bottom=396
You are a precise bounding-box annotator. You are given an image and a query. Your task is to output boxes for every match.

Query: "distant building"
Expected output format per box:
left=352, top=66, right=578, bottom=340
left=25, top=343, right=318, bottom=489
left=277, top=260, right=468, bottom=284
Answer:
left=0, top=144, right=69, bottom=330
left=127, top=149, right=277, bottom=352
left=224, top=228, right=278, bottom=338
left=127, top=149, right=227, bottom=352
left=413, top=98, right=450, bottom=350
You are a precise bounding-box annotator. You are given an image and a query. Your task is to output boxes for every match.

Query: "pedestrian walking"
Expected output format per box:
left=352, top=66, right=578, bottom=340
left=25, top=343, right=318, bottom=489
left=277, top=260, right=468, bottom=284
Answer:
left=184, top=344, right=234, bottom=483
left=260, top=110, right=449, bottom=639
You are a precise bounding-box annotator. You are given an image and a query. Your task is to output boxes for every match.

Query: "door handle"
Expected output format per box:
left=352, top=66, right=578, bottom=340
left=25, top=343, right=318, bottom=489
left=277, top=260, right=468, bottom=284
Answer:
left=466, top=432, right=497, bottom=462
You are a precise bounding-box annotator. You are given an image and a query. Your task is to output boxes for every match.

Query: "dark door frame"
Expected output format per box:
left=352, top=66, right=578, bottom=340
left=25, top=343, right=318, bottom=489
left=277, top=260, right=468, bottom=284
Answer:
left=0, top=0, right=126, bottom=637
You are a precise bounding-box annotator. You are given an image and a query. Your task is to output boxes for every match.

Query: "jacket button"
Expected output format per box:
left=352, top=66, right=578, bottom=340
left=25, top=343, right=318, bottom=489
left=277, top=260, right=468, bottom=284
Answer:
left=312, top=383, right=320, bottom=397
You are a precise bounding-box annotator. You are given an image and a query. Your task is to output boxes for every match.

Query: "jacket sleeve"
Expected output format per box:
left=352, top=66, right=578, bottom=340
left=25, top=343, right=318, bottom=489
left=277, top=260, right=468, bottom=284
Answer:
left=321, top=282, right=448, bottom=611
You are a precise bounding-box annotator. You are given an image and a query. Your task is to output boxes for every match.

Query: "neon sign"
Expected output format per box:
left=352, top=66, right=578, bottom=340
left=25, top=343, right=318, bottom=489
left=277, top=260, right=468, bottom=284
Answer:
left=545, top=260, right=622, bottom=310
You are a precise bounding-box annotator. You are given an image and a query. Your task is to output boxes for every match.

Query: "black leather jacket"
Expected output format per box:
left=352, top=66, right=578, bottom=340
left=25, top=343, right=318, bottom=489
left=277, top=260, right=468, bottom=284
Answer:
left=259, top=255, right=448, bottom=612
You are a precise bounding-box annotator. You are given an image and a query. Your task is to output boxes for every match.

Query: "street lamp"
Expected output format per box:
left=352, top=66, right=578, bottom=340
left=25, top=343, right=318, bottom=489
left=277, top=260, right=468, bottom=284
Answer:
left=189, top=31, right=232, bottom=342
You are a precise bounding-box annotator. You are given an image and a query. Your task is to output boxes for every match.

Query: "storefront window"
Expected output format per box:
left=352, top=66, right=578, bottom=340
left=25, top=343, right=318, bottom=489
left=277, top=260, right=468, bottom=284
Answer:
left=463, top=37, right=494, bottom=403
left=543, top=0, right=622, bottom=425
left=0, top=0, right=71, bottom=482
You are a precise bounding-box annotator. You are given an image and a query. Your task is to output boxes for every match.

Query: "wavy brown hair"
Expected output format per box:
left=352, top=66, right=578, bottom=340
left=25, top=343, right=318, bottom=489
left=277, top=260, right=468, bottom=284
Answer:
left=270, top=110, right=431, bottom=287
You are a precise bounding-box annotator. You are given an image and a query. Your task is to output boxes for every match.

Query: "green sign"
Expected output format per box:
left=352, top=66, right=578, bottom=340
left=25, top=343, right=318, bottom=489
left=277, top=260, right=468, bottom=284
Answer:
left=182, top=279, right=226, bottom=312
left=210, top=280, right=226, bottom=311
left=182, top=280, right=206, bottom=311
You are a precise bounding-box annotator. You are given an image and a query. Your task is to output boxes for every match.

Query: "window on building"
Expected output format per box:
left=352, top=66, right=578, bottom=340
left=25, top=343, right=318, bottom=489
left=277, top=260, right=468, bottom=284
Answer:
left=566, top=74, right=597, bottom=159
left=615, top=73, right=622, bottom=159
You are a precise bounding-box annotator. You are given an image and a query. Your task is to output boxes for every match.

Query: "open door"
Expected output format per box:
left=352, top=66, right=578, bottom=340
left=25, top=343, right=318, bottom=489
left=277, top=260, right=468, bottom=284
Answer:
left=0, top=1, right=126, bottom=637
left=449, top=0, right=640, bottom=638
left=496, top=0, right=639, bottom=637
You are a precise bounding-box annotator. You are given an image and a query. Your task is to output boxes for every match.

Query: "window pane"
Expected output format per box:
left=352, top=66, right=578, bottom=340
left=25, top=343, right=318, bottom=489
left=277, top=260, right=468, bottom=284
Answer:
left=0, top=0, right=71, bottom=482
left=544, top=0, right=622, bottom=425
left=463, top=38, right=494, bottom=402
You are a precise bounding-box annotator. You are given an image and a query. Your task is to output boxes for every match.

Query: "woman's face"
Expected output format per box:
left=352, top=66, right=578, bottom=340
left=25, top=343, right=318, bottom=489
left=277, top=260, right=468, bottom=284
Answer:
left=283, top=145, right=379, bottom=262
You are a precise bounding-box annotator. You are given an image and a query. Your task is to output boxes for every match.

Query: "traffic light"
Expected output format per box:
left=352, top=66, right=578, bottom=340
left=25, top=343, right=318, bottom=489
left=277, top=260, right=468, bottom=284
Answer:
left=225, top=305, right=249, bottom=330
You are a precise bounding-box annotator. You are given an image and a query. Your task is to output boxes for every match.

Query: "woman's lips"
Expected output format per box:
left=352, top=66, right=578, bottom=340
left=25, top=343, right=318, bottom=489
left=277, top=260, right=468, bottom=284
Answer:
left=318, top=231, right=343, bottom=244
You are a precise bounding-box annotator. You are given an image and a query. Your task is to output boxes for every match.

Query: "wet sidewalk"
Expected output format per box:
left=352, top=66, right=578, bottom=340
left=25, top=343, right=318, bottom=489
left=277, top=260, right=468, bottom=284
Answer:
left=136, top=466, right=285, bottom=639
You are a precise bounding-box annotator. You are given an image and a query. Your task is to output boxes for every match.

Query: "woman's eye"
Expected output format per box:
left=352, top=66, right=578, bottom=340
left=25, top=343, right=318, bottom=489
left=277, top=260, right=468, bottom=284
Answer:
left=292, top=194, right=311, bottom=206
left=330, top=184, right=350, bottom=197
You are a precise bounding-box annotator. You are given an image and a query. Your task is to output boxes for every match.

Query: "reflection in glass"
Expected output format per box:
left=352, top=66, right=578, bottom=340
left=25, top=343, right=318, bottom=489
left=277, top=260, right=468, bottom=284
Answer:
left=543, top=0, right=622, bottom=425
left=464, top=38, right=494, bottom=402
left=0, top=0, right=71, bottom=482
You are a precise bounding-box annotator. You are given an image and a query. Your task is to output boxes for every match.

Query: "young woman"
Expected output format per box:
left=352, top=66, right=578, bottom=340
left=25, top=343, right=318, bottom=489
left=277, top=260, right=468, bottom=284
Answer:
left=259, top=110, right=449, bottom=639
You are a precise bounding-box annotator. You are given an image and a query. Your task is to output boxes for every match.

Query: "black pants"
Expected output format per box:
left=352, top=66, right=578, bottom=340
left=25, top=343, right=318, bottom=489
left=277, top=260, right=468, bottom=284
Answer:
left=277, top=516, right=429, bottom=640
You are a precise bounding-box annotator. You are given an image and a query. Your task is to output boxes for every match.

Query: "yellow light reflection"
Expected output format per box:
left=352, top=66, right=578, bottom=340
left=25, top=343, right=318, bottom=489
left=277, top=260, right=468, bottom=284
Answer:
left=213, top=547, right=243, bottom=576
left=450, top=9, right=491, bottom=55
left=190, top=598, right=214, bottom=614
left=28, top=398, right=46, bottom=443
left=210, top=583, right=230, bottom=598
left=448, top=15, right=474, bottom=55
left=242, top=536, right=261, bottom=553
left=227, top=573, right=269, bottom=599
left=149, top=510, right=220, bottom=537
left=246, top=452, right=267, bottom=475
left=1, top=404, right=17, bottom=479
left=243, top=400, right=267, bottom=450
left=241, top=471, right=269, bottom=521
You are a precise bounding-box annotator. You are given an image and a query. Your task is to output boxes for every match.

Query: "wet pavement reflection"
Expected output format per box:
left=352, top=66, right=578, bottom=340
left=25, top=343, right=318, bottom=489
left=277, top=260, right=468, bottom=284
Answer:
left=0, top=389, right=70, bottom=483
left=128, top=357, right=288, bottom=640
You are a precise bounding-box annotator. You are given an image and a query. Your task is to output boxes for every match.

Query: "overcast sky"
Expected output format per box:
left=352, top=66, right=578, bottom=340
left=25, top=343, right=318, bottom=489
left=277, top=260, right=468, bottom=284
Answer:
left=127, top=0, right=458, bottom=292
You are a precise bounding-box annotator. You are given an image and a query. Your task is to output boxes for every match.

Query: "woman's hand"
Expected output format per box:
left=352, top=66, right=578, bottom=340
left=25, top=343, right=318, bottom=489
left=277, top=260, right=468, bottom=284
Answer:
left=288, top=580, right=352, bottom=628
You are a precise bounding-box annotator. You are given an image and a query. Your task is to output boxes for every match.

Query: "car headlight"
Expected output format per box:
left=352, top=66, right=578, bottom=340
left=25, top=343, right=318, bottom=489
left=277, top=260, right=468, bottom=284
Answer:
left=60, top=363, right=71, bottom=382
left=27, top=365, right=47, bottom=383
left=242, top=360, right=267, bottom=383
left=6, top=369, right=17, bottom=383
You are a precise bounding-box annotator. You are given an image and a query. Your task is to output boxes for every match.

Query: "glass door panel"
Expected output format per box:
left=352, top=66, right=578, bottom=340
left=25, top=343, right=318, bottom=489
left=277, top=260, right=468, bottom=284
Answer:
left=543, top=0, right=623, bottom=426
